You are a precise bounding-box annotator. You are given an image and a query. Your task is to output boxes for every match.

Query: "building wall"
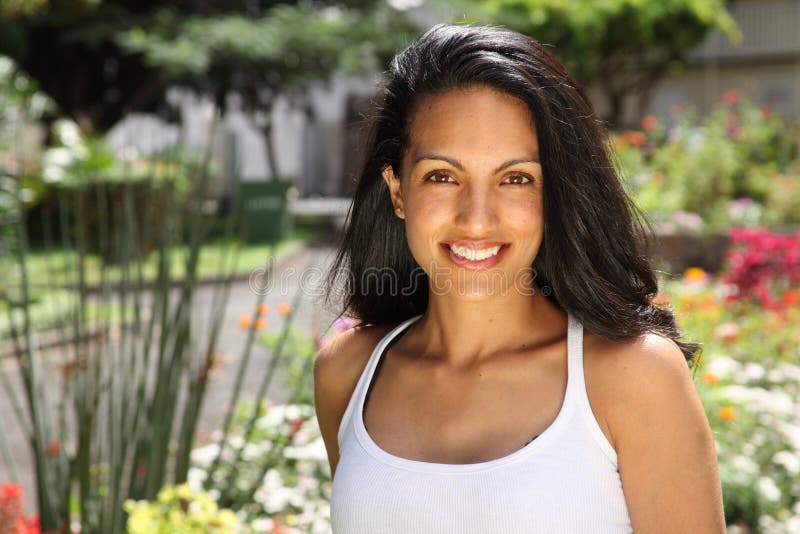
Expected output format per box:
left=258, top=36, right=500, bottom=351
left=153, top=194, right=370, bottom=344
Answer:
left=593, top=0, right=800, bottom=125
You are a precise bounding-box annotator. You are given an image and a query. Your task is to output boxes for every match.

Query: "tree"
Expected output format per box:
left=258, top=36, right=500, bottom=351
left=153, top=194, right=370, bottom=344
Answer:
left=0, top=0, right=416, bottom=146
left=457, top=0, right=741, bottom=127
left=119, top=3, right=415, bottom=179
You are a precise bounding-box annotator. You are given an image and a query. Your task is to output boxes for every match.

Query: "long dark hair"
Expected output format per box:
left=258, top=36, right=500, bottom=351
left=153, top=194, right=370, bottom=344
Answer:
left=323, top=23, right=701, bottom=366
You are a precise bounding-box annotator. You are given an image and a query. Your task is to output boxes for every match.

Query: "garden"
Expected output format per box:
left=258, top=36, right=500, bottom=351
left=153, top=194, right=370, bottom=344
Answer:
left=1, top=1, right=799, bottom=533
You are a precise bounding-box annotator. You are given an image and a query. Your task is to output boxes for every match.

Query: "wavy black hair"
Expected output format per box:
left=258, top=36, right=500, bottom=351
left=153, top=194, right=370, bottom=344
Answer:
left=323, top=23, right=701, bottom=366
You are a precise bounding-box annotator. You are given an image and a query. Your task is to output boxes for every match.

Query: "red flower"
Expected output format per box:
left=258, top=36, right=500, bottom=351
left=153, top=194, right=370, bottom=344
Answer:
left=721, top=89, right=739, bottom=107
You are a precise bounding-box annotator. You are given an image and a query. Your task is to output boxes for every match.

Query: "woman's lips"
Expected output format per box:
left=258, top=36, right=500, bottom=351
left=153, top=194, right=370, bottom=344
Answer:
left=440, top=243, right=510, bottom=270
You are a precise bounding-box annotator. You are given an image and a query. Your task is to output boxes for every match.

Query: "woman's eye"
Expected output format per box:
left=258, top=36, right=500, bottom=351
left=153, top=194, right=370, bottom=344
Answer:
left=505, top=173, right=533, bottom=185
left=426, top=172, right=454, bottom=184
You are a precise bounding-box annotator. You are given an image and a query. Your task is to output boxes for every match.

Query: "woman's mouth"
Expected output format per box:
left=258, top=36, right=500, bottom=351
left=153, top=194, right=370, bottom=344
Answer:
left=441, top=242, right=509, bottom=270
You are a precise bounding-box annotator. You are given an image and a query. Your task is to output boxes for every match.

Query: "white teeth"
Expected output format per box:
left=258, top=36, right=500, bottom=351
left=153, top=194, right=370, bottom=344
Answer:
left=449, top=245, right=502, bottom=261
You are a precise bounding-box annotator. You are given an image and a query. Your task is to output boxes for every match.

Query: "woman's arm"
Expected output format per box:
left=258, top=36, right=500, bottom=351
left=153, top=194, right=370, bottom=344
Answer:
left=607, top=334, right=725, bottom=534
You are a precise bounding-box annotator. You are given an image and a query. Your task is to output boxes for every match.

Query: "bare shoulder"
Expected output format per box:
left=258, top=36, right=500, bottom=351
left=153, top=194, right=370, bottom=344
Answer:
left=313, top=321, right=397, bottom=478
left=586, top=331, right=725, bottom=532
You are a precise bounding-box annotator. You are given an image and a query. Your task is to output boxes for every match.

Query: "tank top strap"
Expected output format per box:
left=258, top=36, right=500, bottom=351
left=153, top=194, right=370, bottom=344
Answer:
left=337, top=314, right=423, bottom=448
left=566, top=312, right=619, bottom=464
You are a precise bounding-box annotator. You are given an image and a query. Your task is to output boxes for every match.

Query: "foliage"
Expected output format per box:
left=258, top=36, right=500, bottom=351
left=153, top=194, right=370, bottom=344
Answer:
left=124, top=484, right=241, bottom=534
left=0, top=0, right=417, bottom=134
left=451, top=0, right=740, bottom=126
left=614, top=93, right=800, bottom=231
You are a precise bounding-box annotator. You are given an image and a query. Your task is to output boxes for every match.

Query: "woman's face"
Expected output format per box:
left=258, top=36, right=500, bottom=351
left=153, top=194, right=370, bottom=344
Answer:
left=382, top=86, right=544, bottom=299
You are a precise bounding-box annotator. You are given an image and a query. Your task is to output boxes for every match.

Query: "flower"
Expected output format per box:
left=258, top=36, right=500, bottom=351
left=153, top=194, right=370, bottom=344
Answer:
left=703, top=372, right=720, bottom=385
left=683, top=267, right=709, bottom=284
left=239, top=314, right=252, bottom=329
left=783, top=289, right=800, bottom=308
left=718, top=406, right=737, bottom=421
left=278, top=303, right=292, bottom=316
left=713, top=322, right=739, bottom=343
left=651, top=293, right=669, bottom=308
left=622, top=130, right=646, bottom=147
left=332, top=316, right=358, bottom=333
left=255, top=318, right=266, bottom=331
left=721, top=89, right=739, bottom=107
left=641, top=115, right=658, bottom=132
left=257, top=303, right=270, bottom=316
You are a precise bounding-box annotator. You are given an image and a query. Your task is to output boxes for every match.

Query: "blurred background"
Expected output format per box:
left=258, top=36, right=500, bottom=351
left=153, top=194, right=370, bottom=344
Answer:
left=0, top=0, right=798, bottom=533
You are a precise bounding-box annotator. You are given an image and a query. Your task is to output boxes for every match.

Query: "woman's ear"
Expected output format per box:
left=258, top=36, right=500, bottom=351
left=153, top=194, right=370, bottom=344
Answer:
left=381, top=165, right=405, bottom=219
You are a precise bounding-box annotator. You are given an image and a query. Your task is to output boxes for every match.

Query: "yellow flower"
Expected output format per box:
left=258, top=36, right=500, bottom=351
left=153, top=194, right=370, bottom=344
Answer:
left=718, top=406, right=736, bottom=421
left=683, top=267, right=707, bottom=283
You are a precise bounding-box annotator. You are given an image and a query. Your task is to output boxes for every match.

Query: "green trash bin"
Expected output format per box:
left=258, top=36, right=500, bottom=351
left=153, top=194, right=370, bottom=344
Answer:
left=239, top=181, right=294, bottom=244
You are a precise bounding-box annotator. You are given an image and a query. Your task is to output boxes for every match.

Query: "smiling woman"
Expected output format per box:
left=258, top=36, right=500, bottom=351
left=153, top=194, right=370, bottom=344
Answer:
left=317, top=23, right=725, bottom=534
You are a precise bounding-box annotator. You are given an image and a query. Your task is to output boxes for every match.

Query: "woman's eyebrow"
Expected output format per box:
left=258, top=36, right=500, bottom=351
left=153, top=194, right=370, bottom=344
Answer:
left=411, top=153, right=541, bottom=174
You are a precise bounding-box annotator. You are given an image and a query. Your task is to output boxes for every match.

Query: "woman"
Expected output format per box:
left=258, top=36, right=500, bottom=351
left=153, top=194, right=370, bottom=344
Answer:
left=315, top=23, right=725, bottom=533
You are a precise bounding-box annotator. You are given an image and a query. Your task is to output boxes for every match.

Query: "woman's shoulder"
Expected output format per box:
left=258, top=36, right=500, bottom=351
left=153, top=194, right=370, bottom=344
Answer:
left=313, top=320, right=403, bottom=410
left=583, top=329, right=698, bottom=447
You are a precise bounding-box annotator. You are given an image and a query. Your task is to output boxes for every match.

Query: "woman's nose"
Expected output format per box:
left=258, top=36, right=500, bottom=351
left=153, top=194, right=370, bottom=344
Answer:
left=454, top=186, right=499, bottom=236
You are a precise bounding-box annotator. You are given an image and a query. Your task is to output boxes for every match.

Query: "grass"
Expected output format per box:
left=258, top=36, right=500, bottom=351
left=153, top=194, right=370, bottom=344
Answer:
left=5, top=216, right=328, bottom=290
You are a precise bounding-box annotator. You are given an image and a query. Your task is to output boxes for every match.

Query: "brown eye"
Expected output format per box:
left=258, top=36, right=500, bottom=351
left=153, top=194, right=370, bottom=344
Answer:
left=505, top=173, right=533, bottom=185
left=426, top=172, right=454, bottom=184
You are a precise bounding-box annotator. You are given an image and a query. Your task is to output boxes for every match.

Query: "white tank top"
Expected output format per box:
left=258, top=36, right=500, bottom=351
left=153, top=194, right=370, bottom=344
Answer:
left=330, top=312, right=633, bottom=533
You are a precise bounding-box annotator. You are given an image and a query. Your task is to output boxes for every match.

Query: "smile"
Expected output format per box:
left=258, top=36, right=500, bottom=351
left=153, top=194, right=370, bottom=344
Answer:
left=441, top=242, right=510, bottom=270
left=449, top=244, right=502, bottom=261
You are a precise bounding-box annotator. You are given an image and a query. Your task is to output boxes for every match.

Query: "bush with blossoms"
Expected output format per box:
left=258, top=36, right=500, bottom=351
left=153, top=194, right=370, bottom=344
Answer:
left=614, top=91, right=800, bottom=232
left=0, top=483, right=40, bottom=534
left=654, top=236, right=800, bottom=533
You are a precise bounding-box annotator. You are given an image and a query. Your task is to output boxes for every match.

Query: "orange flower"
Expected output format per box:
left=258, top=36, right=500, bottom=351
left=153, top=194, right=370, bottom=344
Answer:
left=641, top=115, right=658, bottom=132
left=652, top=293, right=670, bottom=307
left=255, top=318, right=266, bottom=331
left=782, top=289, right=800, bottom=308
left=718, top=406, right=736, bottom=421
left=48, top=441, right=60, bottom=456
left=257, top=303, right=270, bottom=316
left=682, top=267, right=707, bottom=283
left=238, top=314, right=252, bottom=329
left=278, top=302, right=291, bottom=316
left=622, top=130, right=646, bottom=147
left=702, top=372, right=719, bottom=385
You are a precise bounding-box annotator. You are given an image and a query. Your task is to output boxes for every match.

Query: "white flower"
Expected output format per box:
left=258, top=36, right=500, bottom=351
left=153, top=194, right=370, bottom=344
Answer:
left=773, top=451, right=800, bottom=475
left=187, top=467, right=208, bottom=491
left=190, top=443, right=220, bottom=467
left=779, top=364, right=800, bottom=383
left=731, top=454, right=758, bottom=476
left=54, top=119, right=83, bottom=148
left=756, top=476, right=782, bottom=503
left=705, top=356, right=742, bottom=380
left=777, top=422, right=800, bottom=452
left=250, top=517, right=274, bottom=532
left=742, top=362, right=766, bottom=382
